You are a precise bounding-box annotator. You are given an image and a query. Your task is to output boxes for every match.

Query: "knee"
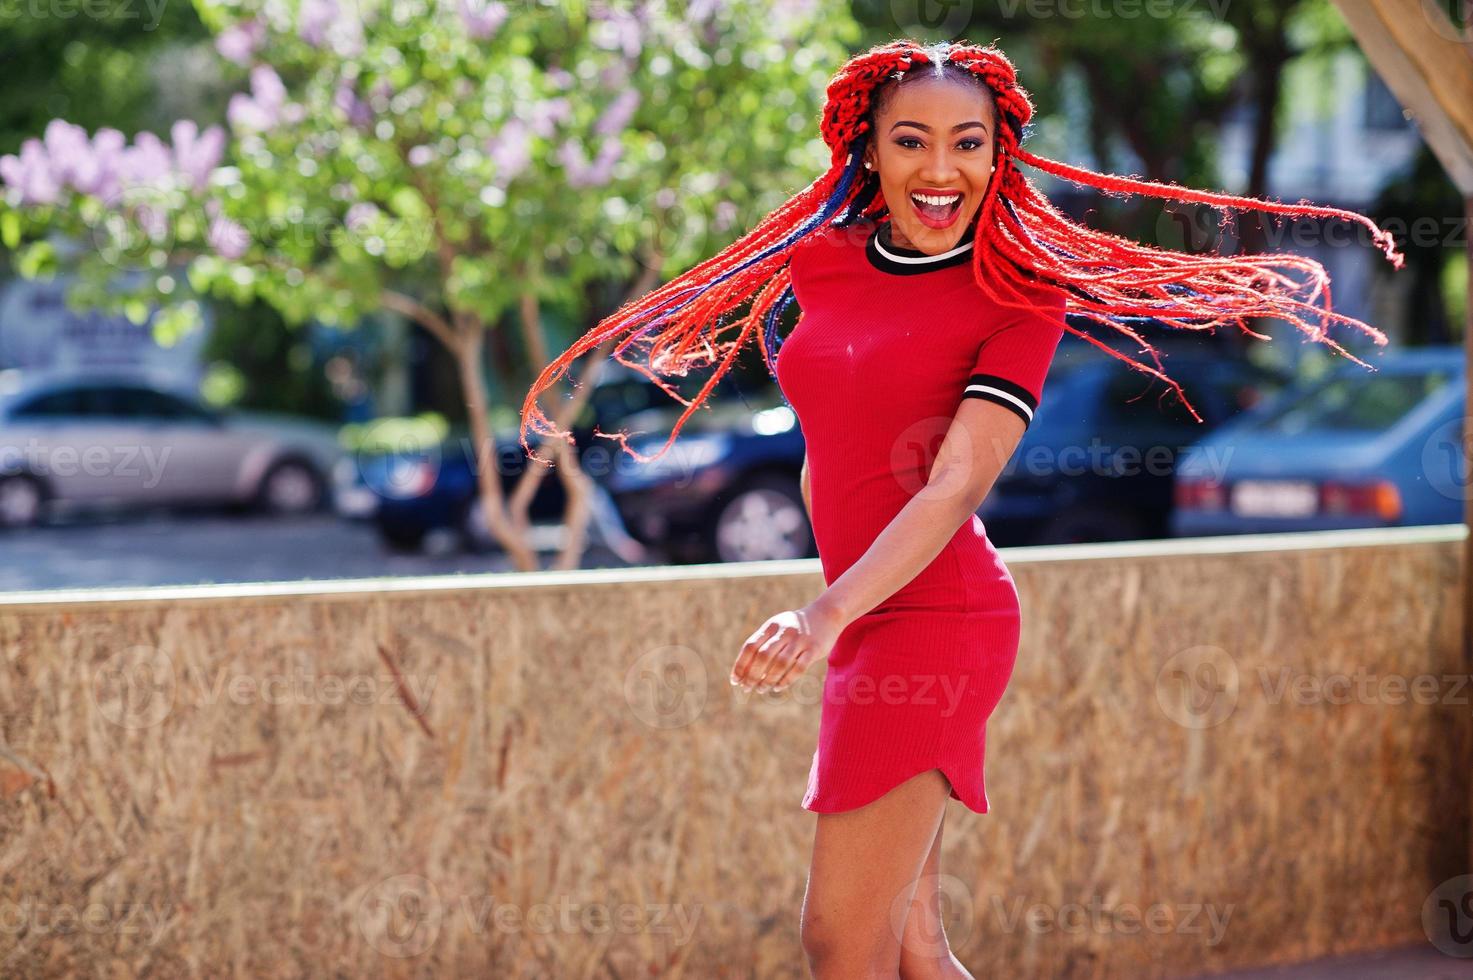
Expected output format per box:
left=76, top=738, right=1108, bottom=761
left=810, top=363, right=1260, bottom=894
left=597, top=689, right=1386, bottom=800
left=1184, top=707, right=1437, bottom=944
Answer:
left=801, top=909, right=899, bottom=979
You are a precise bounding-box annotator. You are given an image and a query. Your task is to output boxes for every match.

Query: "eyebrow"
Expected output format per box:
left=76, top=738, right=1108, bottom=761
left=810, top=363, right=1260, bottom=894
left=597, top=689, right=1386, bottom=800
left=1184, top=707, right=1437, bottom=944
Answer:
left=890, top=120, right=990, bottom=135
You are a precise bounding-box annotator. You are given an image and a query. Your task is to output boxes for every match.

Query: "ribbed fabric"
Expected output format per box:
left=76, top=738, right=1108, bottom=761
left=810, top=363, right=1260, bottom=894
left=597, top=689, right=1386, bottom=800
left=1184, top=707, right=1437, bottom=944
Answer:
left=776, top=218, right=1066, bottom=814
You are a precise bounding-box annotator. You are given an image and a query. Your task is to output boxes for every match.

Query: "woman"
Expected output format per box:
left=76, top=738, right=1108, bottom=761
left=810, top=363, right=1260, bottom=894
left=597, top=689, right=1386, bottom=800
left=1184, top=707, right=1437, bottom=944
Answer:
left=521, top=39, right=1400, bottom=978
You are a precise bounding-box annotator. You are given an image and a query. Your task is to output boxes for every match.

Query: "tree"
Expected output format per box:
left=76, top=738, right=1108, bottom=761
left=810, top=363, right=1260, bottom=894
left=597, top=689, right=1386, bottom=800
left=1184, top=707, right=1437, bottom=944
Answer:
left=0, top=0, right=856, bottom=571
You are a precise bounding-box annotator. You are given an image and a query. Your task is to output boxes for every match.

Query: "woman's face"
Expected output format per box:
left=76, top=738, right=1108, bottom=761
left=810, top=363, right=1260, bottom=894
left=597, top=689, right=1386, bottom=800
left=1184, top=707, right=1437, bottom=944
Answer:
left=863, top=75, right=997, bottom=254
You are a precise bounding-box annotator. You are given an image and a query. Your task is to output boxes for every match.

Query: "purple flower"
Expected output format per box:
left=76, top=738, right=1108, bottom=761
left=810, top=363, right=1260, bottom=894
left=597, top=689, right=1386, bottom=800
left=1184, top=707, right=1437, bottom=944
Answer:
left=216, top=19, right=264, bottom=65
left=299, top=0, right=364, bottom=56
left=406, top=145, right=434, bottom=167
left=486, top=119, right=531, bottom=186
left=458, top=0, right=507, bottom=40
left=298, top=0, right=336, bottom=46
left=42, top=119, right=90, bottom=188
left=334, top=83, right=372, bottom=128
left=172, top=120, right=225, bottom=192
left=76, top=128, right=125, bottom=200
left=0, top=140, right=61, bottom=206
left=590, top=6, right=642, bottom=59
left=205, top=205, right=250, bottom=259
left=526, top=98, right=571, bottom=140
left=119, top=131, right=174, bottom=190
left=228, top=66, right=287, bottom=132
left=249, top=65, right=286, bottom=112
left=558, top=138, right=621, bottom=188
left=345, top=202, right=379, bottom=232
left=593, top=90, right=639, bottom=139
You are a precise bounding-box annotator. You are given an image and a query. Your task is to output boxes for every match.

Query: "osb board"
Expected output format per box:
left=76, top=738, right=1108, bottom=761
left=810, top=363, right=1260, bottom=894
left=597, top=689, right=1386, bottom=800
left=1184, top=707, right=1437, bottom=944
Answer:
left=0, top=535, right=1465, bottom=979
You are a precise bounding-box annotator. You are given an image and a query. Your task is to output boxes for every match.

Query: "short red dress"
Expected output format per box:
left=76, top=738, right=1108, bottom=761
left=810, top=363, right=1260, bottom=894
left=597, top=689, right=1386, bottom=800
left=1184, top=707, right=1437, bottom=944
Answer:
left=775, top=216, right=1067, bottom=814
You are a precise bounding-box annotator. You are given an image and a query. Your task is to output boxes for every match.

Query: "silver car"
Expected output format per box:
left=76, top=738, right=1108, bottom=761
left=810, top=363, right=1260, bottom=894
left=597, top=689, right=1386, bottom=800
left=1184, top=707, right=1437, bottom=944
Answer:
left=0, top=370, right=344, bottom=527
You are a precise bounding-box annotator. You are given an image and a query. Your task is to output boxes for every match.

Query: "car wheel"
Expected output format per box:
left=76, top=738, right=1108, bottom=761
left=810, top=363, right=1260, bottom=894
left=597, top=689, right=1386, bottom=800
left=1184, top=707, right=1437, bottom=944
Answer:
left=377, top=522, right=427, bottom=553
left=704, top=473, right=814, bottom=564
left=256, top=458, right=325, bottom=515
left=1036, top=504, right=1146, bottom=545
left=0, top=474, right=45, bottom=528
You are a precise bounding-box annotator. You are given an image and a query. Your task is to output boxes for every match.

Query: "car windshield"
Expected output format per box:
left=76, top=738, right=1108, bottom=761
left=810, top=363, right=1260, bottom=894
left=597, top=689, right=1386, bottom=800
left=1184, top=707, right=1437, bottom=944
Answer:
left=1243, top=367, right=1453, bottom=435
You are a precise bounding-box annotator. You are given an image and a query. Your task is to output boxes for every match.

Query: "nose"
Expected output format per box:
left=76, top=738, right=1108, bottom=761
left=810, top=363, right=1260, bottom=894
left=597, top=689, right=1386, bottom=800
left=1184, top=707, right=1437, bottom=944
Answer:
left=918, top=143, right=963, bottom=185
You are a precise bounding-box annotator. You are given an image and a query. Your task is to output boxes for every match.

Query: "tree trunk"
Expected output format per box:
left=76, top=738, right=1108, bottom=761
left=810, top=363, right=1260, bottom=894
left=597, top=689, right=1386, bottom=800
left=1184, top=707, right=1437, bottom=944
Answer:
left=456, top=327, right=540, bottom=572
left=507, top=251, right=665, bottom=571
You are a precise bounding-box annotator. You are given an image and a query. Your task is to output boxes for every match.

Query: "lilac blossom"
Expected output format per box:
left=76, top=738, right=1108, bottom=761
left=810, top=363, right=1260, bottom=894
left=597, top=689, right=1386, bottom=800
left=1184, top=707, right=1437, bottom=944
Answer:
left=298, top=0, right=336, bottom=46
left=589, top=5, right=643, bottom=59
left=205, top=208, right=250, bottom=259
left=335, top=83, right=373, bottom=128
left=172, top=120, right=226, bottom=192
left=526, top=98, right=572, bottom=140
left=558, top=137, right=622, bottom=188
left=118, top=131, right=174, bottom=190
left=458, top=0, right=507, bottom=40
left=216, top=19, right=265, bottom=65
left=299, top=0, right=365, bottom=57
left=228, top=65, right=288, bottom=132
left=0, top=140, right=60, bottom=206
left=485, top=119, right=532, bottom=186
left=0, top=122, right=226, bottom=207
left=593, top=90, right=639, bottom=139
left=345, top=202, right=379, bottom=233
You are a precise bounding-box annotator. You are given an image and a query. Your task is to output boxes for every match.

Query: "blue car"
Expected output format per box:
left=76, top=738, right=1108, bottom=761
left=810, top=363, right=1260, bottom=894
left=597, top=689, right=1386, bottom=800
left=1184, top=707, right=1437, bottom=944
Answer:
left=1172, top=345, right=1466, bottom=536
left=979, top=336, right=1293, bottom=545
left=337, top=362, right=768, bottom=558
left=601, top=389, right=812, bottom=564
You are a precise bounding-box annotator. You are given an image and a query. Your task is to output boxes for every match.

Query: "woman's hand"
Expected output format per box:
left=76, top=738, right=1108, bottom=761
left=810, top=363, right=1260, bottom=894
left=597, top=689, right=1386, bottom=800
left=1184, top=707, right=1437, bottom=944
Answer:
left=731, top=598, right=848, bottom=694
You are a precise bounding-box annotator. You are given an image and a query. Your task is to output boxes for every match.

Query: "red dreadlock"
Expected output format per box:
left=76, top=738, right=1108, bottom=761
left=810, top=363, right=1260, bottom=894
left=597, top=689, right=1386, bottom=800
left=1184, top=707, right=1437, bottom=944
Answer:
left=519, top=38, right=1404, bottom=465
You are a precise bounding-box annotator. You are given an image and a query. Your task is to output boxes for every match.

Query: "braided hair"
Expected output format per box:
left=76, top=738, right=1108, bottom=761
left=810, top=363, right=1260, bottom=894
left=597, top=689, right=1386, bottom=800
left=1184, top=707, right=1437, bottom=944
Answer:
left=518, top=38, right=1403, bottom=465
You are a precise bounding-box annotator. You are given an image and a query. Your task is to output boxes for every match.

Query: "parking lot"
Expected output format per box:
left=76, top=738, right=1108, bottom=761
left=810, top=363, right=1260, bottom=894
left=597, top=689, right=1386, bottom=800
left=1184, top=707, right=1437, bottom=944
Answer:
left=0, top=510, right=634, bottom=592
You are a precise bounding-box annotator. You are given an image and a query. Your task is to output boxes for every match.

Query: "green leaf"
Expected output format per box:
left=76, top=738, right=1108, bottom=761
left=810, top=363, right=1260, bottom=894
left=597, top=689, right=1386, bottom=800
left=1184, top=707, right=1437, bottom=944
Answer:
left=0, top=211, right=20, bottom=250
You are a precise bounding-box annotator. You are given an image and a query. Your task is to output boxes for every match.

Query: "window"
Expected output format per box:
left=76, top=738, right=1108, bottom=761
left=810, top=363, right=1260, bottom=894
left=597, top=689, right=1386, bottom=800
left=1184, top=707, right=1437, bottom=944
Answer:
left=110, top=387, right=200, bottom=420
left=1363, top=72, right=1409, bottom=131
left=1245, top=369, right=1450, bottom=435
left=10, top=387, right=104, bottom=418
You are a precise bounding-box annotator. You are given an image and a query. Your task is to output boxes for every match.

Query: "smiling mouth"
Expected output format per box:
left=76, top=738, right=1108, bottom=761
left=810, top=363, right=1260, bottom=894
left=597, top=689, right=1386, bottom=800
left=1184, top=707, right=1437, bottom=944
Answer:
left=910, top=191, right=964, bottom=224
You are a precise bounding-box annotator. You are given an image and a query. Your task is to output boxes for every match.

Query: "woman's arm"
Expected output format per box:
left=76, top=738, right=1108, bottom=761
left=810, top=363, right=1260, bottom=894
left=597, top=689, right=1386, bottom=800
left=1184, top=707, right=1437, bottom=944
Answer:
left=808, top=400, right=1025, bottom=630
left=730, top=401, right=1026, bottom=693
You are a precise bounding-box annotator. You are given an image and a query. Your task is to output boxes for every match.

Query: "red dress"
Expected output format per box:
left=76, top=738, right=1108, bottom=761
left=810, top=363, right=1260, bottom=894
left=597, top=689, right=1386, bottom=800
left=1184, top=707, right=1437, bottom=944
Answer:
left=775, top=217, right=1067, bottom=814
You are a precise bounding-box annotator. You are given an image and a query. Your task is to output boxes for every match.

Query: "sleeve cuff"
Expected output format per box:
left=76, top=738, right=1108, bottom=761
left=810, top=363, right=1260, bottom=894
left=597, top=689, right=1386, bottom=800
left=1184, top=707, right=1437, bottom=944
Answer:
left=961, top=373, right=1039, bottom=427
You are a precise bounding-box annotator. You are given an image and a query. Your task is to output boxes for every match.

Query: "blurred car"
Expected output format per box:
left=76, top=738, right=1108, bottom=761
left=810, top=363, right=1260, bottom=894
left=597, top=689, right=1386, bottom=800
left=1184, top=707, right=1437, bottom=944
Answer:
left=0, top=368, right=343, bottom=527
left=1172, top=345, right=1466, bottom=536
left=979, top=337, right=1295, bottom=545
left=351, top=424, right=601, bottom=554
left=602, top=390, right=813, bottom=564
left=343, top=361, right=758, bottom=557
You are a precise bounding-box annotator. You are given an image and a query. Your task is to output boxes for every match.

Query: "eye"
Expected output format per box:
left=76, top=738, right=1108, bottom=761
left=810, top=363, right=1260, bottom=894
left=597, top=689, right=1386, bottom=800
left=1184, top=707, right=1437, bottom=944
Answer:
left=959, top=138, right=984, bottom=150
left=895, top=136, right=923, bottom=149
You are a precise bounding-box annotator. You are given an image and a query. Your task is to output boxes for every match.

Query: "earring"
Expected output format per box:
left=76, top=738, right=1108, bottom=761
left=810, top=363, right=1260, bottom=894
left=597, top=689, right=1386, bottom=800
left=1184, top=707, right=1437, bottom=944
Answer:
left=864, top=161, right=873, bottom=170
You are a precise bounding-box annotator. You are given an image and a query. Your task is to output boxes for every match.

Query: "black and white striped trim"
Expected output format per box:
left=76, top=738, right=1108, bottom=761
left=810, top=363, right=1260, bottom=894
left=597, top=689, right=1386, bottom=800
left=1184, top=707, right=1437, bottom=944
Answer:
left=962, top=373, right=1039, bottom=427
left=865, top=220, right=977, bottom=275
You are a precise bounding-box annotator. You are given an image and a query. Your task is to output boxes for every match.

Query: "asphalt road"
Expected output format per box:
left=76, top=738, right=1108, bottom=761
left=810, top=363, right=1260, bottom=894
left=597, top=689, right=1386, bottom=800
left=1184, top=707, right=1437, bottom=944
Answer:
left=0, top=509, right=638, bottom=593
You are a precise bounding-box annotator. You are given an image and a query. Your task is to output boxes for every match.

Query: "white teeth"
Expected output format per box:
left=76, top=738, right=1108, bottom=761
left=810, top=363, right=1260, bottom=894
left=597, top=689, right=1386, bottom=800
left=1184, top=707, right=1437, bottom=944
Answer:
left=912, top=192, right=962, bottom=207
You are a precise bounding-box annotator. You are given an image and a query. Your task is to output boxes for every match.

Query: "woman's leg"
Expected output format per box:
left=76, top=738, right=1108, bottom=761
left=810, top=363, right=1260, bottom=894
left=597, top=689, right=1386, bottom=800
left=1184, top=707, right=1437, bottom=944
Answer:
left=896, top=808, right=975, bottom=980
left=799, top=768, right=952, bottom=979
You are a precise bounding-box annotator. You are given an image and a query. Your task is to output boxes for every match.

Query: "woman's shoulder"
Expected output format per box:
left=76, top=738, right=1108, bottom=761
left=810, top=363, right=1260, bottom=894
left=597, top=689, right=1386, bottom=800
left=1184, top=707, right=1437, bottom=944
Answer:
left=794, top=219, right=872, bottom=259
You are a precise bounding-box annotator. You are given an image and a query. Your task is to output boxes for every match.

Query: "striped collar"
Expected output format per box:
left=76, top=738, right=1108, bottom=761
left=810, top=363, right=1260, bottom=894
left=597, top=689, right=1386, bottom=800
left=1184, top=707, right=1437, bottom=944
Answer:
left=865, top=219, right=976, bottom=275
